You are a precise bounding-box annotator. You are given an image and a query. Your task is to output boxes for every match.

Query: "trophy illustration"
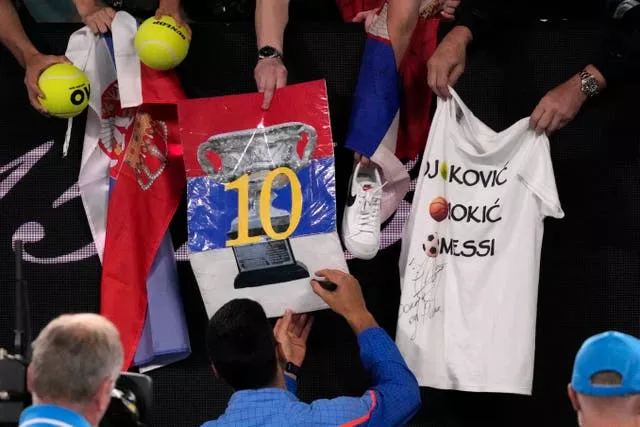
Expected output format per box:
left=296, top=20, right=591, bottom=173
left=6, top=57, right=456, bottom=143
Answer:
left=198, top=122, right=317, bottom=289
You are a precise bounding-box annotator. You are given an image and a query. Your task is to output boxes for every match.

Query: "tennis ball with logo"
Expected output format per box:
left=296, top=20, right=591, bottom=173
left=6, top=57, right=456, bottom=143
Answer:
left=38, top=63, right=90, bottom=119
left=135, top=16, right=190, bottom=71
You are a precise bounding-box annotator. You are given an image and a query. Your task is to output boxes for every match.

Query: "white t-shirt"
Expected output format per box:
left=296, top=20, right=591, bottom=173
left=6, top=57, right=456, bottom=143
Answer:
left=396, top=90, right=564, bottom=395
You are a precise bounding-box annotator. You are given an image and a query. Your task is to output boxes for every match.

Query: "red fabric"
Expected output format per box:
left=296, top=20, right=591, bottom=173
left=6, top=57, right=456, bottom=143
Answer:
left=335, top=0, right=383, bottom=21
left=140, top=65, right=186, bottom=105
left=100, top=65, right=186, bottom=369
left=397, top=17, right=440, bottom=159
left=335, top=0, right=441, bottom=160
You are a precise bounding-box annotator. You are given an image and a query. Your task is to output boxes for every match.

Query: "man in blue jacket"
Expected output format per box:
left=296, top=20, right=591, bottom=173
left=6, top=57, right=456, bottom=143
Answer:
left=19, top=314, right=124, bottom=427
left=203, top=269, right=421, bottom=426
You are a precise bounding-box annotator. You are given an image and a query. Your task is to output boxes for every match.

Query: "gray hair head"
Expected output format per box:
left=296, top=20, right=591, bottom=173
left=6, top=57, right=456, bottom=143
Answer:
left=30, top=313, right=124, bottom=405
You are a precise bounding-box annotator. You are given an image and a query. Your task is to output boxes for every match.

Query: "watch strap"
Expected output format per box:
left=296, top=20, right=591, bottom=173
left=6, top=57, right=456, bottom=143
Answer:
left=285, top=361, right=301, bottom=377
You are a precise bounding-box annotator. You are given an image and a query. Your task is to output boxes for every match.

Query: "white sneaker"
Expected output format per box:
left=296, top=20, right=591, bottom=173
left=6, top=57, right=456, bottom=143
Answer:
left=342, top=163, right=383, bottom=260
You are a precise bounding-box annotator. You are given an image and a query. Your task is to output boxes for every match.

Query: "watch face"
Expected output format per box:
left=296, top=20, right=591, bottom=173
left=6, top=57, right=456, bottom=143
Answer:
left=580, top=71, right=600, bottom=97
left=583, top=77, right=600, bottom=97
left=258, top=46, right=277, bottom=58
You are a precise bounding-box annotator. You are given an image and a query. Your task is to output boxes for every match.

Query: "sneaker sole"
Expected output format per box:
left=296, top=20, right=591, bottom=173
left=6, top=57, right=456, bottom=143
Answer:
left=342, top=211, right=380, bottom=261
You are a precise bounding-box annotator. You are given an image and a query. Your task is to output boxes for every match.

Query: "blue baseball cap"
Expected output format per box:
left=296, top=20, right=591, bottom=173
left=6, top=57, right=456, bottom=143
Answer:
left=571, top=331, right=640, bottom=397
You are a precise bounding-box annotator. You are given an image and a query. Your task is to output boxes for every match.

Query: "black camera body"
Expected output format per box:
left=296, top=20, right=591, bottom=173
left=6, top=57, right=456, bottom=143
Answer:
left=0, top=351, right=28, bottom=426
left=0, top=241, right=30, bottom=426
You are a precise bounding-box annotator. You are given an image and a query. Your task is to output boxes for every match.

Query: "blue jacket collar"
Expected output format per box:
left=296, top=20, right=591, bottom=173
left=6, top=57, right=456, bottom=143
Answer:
left=227, top=387, right=297, bottom=412
left=20, top=404, right=92, bottom=427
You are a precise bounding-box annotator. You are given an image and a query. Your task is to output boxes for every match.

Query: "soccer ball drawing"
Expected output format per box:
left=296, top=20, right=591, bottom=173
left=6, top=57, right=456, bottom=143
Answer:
left=422, top=233, right=439, bottom=258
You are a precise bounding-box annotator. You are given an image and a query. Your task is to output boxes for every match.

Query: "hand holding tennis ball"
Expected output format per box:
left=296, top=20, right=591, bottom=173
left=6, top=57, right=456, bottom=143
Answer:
left=134, top=15, right=191, bottom=71
left=37, top=63, right=91, bottom=119
left=23, top=52, right=71, bottom=114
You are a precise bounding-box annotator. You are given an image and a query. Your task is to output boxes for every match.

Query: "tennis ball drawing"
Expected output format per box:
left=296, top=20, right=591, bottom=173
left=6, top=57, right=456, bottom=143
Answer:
left=440, top=161, right=448, bottom=181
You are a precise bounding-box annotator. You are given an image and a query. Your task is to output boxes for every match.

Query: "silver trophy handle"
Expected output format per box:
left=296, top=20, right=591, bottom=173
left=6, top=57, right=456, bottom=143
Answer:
left=197, top=122, right=319, bottom=183
left=295, top=123, right=317, bottom=164
left=197, top=143, right=225, bottom=182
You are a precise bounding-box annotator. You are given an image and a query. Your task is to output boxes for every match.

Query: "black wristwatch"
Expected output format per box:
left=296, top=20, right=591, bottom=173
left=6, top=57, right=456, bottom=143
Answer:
left=258, top=46, right=283, bottom=61
left=285, top=361, right=301, bottom=377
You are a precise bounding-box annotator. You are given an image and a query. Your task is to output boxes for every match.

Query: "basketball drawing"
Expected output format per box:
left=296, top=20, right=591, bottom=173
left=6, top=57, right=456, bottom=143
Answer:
left=429, top=196, right=449, bottom=222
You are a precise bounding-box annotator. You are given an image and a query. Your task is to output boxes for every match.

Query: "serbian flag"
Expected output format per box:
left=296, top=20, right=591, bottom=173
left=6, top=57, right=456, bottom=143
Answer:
left=343, top=2, right=440, bottom=221
left=66, top=12, right=191, bottom=370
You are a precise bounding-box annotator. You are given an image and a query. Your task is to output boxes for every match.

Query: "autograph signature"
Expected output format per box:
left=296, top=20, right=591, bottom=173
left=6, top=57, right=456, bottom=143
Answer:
left=400, top=257, right=445, bottom=341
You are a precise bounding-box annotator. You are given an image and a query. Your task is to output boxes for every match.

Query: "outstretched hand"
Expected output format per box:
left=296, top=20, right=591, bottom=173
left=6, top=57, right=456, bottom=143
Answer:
left=24, top=53, right=71, bottom=114
left=427, top=26, right=471, bottom=98
left=254, top=57, right=287, bottom=110
left=529, top=65, right=611, bottom=135
left=530, top=77, right=586, bottom=135
left=274, top=310, right=313, bottom=370
left=352, top=9, right=377, bottom=32
left=155, top=5, right=191, bottom=37
left=311, top=269, right=377, bottom=334
left=440, top=0, right=461, bottom=20
left=79, top=4, right=116, bottom=34
left=353, top=152, right=376, bottom=168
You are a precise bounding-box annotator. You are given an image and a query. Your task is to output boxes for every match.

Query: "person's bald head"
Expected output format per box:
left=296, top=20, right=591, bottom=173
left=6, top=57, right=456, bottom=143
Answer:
left=568, top=331, right=640, bottom=427
left=28, top=314, right=124, bottom=426
left=568, top=371, right=640, bottom=427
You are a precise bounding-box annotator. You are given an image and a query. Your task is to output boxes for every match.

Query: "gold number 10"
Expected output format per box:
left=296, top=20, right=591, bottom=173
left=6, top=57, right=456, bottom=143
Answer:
left=225, top=167, right=303, bottom=247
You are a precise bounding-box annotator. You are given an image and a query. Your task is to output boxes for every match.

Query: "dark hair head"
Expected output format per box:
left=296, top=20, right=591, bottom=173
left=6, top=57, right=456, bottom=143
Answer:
left=206, top=299, right=278, bottom=390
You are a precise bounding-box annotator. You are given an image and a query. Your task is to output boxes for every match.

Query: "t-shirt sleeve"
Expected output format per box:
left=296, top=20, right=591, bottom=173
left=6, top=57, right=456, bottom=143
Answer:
left=517, top=135, right=564, bottom=219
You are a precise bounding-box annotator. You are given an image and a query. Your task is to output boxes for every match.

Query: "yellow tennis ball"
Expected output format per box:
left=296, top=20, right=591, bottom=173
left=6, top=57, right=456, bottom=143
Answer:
left=134, top=16, right=190, bottom=71
left=38, top=63, right=90, bottom=119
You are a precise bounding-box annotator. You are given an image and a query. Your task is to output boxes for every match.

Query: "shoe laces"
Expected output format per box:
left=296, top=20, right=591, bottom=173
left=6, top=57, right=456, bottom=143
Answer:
left=355, top=182, right=386, bottom=234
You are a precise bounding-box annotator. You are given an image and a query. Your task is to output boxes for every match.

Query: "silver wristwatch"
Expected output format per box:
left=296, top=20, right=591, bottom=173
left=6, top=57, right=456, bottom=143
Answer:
left=579, top=70, right=601, bottom=98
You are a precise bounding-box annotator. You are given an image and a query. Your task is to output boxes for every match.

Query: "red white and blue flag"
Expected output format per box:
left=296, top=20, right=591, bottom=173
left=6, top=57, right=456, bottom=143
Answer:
left=342, top=2, right=440, bottom=222
left=65, top=12, right=190, bottom=370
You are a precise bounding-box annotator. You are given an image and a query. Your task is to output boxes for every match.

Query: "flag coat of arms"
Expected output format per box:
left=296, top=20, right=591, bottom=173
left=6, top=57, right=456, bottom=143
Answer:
left=65, top=12, right=190, bottom=370
left=178, top=81, right=348, bottom=318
